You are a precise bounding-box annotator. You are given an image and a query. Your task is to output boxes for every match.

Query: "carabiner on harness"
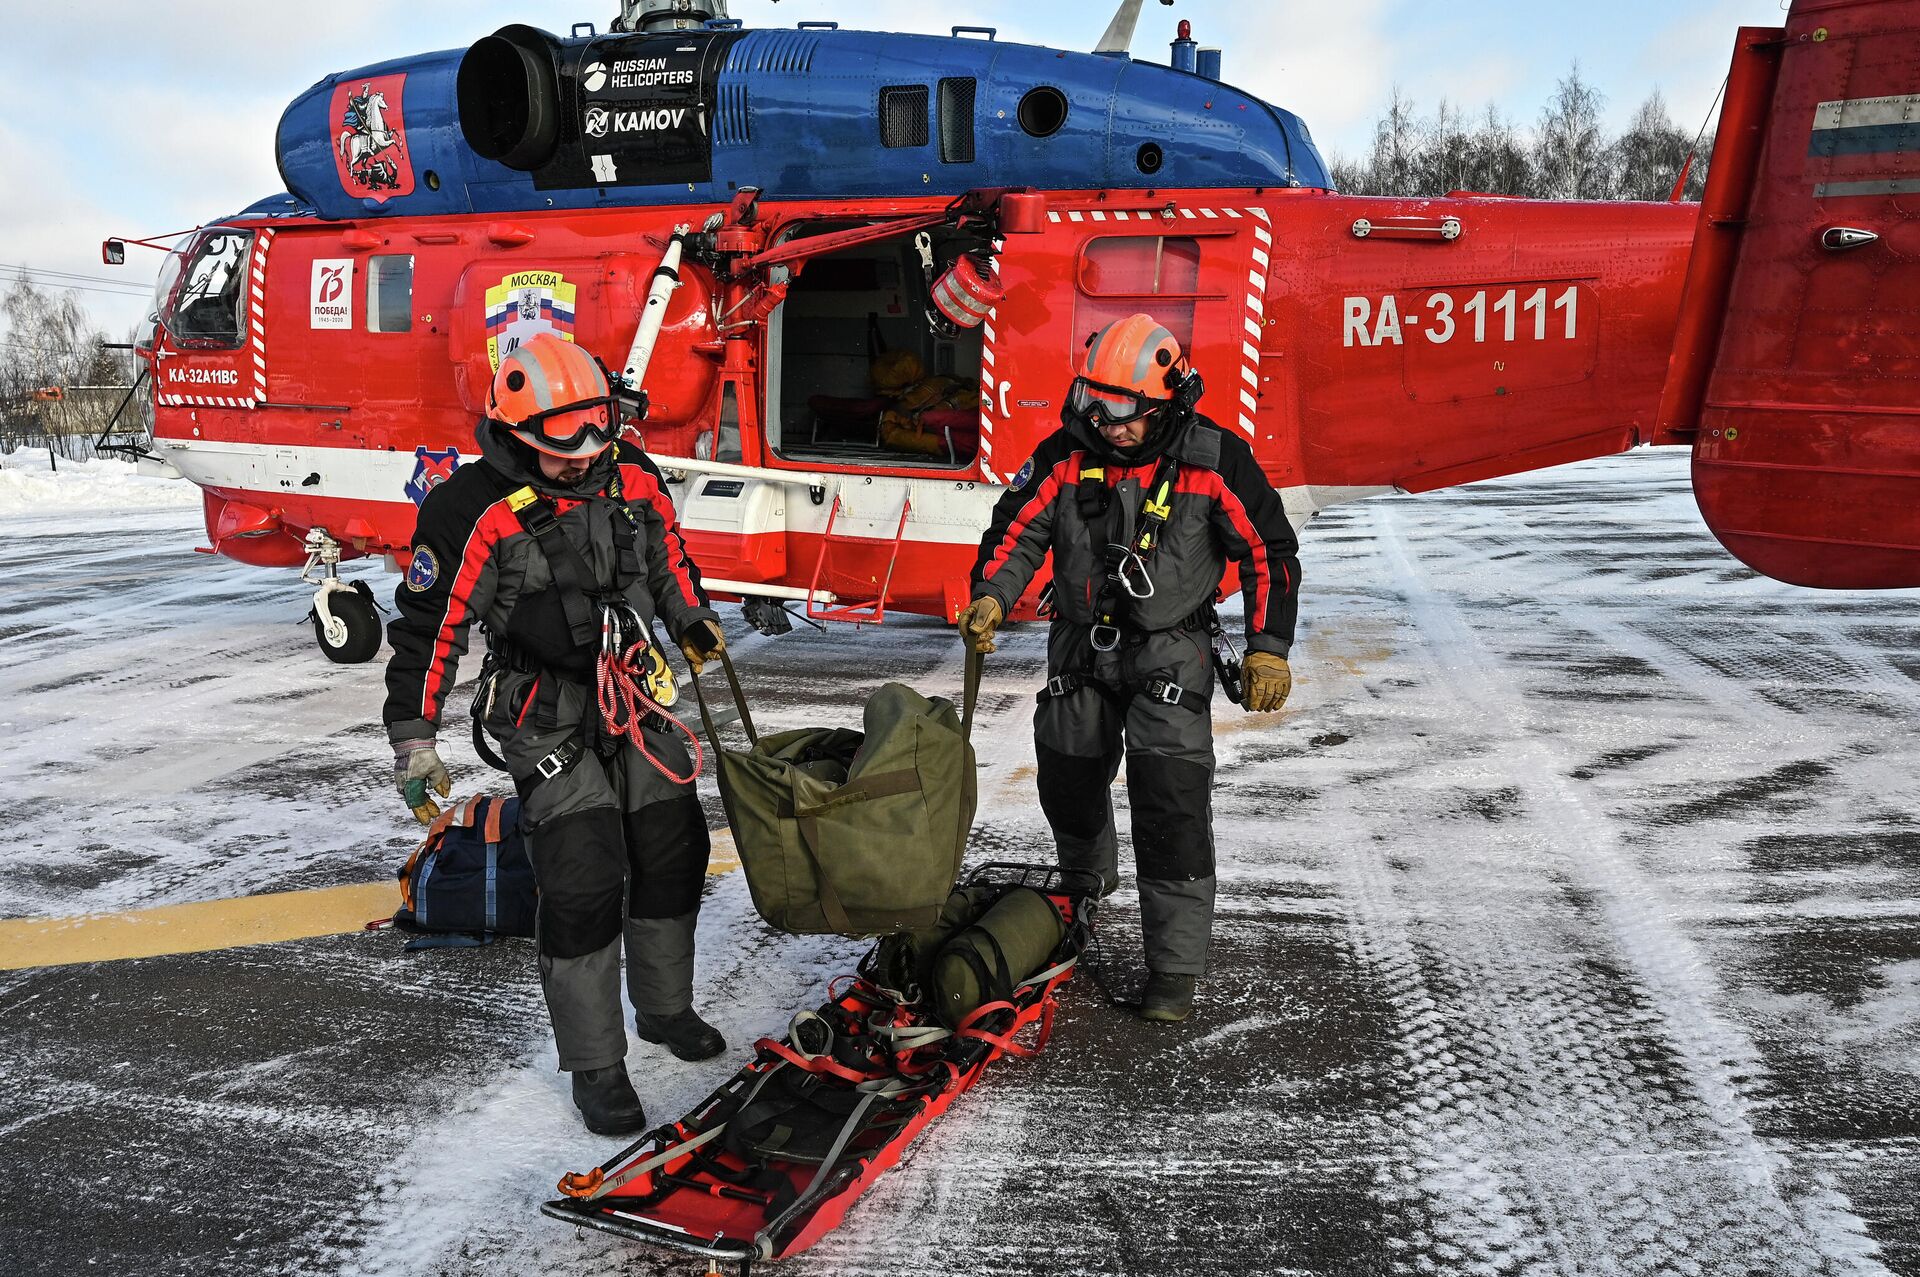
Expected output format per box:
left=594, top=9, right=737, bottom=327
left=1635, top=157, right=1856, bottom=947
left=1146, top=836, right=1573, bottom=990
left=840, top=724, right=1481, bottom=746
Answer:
left=1109, top=545, right=1157, bottom=601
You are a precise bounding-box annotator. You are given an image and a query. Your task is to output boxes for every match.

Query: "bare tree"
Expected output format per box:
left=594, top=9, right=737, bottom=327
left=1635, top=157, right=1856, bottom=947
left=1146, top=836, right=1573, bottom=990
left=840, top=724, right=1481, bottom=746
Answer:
left=0, top=274, right=142, bottom=462
left=1533, top=63, right=1609, bottom=199
left=1611, top=90, right=1696, bottom=201
left=1464, top=102, right=1534, bottom=196
left=1332, top=68, right=1714, bottom=202
left=1363, top=85, right=1422, bottom=196
left=1412, top=98, right=1474, bottom=197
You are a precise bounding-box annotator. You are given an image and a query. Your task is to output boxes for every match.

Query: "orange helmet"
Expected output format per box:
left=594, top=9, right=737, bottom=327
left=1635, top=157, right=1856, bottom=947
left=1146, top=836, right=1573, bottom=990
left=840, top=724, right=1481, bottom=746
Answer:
left=488, top=334, right=617, bottom=459
left=1066, top=314, right=1191, bottom=428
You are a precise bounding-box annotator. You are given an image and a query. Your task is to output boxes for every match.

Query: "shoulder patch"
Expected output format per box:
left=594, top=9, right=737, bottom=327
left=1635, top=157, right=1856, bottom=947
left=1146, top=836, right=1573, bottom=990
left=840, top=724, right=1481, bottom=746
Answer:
left=404, top=546, right=440, bottom=592
left=1011, top=458, right=1035, bottom=490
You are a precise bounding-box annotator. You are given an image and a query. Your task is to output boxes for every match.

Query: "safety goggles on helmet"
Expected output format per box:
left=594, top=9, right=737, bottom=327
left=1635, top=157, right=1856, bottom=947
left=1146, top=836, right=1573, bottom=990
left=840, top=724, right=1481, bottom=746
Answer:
left=1065, top=376, right=1167, bottom=427
left=508, top=396, right=619, bottom=458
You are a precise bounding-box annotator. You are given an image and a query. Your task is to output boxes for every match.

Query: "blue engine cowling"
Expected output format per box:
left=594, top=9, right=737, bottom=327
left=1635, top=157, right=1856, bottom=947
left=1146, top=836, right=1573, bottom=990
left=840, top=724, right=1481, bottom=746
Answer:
left=274, top=23, right=1329, bottom=220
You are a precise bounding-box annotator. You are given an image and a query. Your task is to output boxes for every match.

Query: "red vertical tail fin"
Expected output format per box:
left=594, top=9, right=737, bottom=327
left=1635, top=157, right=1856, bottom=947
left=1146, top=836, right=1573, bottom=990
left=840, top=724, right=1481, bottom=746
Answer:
left=1661, top=1, right=1920, bottom=589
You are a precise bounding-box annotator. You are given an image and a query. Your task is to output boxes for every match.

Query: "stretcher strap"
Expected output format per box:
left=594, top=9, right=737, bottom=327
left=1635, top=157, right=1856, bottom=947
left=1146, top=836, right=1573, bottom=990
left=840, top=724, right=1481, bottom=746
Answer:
left=756, top=1090, right=882, bottom=1244
left=757, top=1036, right=886, bottom=1086
left=559, top=1122, right=726, bottom=1201
left=953, top=999, right=1037, bottom=1058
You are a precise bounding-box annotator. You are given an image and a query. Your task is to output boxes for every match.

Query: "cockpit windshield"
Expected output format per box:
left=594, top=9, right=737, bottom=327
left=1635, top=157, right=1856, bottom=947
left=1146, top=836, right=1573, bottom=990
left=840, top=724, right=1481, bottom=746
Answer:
left=158, top=228, right=253, bottom=349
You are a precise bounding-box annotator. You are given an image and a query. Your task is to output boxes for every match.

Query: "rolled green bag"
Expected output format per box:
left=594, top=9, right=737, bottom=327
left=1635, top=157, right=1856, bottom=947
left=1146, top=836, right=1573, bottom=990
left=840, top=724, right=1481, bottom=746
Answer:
left=929, top=887, right=1066, bottom=1029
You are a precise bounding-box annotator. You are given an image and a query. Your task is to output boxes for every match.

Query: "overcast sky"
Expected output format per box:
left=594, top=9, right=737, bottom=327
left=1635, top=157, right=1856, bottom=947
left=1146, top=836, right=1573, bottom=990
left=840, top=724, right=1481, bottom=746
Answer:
left=1, top=0, right=1788, bottom=336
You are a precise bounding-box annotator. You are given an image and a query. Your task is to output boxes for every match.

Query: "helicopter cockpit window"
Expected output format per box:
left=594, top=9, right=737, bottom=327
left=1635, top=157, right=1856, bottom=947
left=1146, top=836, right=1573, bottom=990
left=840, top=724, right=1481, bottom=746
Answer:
left=367, top=255, right=414, bottom=333
left=161, top=229, right=253, bottom=350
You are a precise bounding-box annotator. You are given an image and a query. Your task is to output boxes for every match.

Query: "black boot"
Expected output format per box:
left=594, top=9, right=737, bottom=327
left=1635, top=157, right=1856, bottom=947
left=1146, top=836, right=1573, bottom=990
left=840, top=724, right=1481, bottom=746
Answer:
left=1138, top=972, right=1196, bottom=1022
left=634, top=1008, right=726, bottom=1061
left=571, top=1064, right=647, bottom=1135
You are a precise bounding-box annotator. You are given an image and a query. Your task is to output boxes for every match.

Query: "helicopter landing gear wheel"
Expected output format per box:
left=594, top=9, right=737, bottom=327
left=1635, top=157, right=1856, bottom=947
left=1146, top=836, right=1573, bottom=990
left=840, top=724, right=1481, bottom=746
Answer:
left=311, top=578, right=382, bottom=664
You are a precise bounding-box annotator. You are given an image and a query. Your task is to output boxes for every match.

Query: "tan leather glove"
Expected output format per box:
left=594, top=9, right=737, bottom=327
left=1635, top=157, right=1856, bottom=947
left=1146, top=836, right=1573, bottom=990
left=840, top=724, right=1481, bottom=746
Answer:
left=957, top=595, right=1004, bottom=654
left=678, top=618, right=726, bottom=675
left=393, top=739, right=452, bottom=825
left=1243, top=652, right=1293, bottom=713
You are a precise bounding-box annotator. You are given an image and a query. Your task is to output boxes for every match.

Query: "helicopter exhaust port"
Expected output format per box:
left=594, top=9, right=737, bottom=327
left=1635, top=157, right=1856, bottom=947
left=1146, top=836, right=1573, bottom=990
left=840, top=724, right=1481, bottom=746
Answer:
left=457, top=24, right=561, bottom=171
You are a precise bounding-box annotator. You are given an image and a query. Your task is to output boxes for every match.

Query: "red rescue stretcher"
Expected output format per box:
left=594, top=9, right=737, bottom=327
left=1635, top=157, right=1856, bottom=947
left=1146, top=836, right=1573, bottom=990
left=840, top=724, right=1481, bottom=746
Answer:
left=542, top=863, right=1098, bottom=1274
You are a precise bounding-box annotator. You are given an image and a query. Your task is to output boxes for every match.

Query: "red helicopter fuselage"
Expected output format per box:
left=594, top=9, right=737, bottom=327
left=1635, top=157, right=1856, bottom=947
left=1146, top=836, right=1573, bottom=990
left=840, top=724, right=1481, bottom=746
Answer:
left=131, top=0, right=1920, bottom=661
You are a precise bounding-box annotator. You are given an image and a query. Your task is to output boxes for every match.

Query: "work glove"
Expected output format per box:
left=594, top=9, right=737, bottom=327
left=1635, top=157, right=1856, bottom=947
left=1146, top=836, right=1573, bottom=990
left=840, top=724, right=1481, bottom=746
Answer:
left=957, top=595, right=1004, bottom=654
left=1243, top=652, right=1293, bottom=713
left=393, top=739, right=452, bottom=825
left=678, top=618, right=726, bottom=675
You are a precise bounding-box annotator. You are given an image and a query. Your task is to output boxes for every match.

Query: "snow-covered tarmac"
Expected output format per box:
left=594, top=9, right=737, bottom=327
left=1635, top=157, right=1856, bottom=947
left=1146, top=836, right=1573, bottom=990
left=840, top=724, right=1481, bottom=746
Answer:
left=1, top=448, right=1914, bottom=1276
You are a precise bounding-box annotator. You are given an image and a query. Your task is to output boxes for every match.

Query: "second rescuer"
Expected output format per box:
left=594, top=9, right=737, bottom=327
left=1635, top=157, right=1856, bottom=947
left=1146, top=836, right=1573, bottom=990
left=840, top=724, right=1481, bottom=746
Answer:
left=959, top=313, right=1301, bottom=1022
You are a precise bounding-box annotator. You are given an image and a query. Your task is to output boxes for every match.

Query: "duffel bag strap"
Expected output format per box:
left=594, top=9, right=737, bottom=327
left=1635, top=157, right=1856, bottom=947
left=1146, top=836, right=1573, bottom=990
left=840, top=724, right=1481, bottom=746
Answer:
left=963, top=647, right=983, bottom=743
left=690, top=645, right=759, bottom=751
left=789, top=768, right=923, bottom=820
left=398, top=797, right=474, bottom=912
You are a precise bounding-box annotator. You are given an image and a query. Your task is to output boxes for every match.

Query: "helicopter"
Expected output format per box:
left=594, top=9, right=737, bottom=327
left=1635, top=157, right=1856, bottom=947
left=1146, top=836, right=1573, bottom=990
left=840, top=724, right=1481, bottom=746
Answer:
left=107, top=0, right=1920, bottom=662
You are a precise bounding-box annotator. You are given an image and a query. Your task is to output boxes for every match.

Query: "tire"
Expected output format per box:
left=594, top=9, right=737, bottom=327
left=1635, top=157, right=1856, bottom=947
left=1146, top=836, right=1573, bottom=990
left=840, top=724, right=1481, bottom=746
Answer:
left=313, top=580, right=383, bottom=664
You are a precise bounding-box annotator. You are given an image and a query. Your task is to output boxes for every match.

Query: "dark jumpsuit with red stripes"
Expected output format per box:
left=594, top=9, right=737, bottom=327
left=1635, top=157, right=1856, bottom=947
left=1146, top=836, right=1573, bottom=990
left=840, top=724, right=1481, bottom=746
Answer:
left=384, top=421, right=718, bottom=1072
left=970, top=414, right=1299, bottom=976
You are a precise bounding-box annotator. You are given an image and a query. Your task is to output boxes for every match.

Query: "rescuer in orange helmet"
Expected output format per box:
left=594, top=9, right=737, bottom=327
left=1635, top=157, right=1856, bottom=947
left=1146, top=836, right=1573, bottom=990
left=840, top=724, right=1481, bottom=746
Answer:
left=959, top=314, right=1300, bottom=1022
left=383, top=333, right=727, bottom=1134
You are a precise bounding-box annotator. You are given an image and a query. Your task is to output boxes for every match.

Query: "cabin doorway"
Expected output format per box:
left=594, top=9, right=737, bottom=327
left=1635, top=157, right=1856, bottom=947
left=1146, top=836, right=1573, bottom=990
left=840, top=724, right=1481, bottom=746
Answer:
left=766, top=222, right=988, bottom=470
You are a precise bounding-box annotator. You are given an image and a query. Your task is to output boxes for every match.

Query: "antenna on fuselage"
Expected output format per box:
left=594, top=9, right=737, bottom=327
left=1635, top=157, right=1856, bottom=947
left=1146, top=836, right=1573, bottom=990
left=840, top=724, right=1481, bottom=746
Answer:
left=1093, top=0, right=1174, bottom=55
left=611, top=0, right=731, bottom=32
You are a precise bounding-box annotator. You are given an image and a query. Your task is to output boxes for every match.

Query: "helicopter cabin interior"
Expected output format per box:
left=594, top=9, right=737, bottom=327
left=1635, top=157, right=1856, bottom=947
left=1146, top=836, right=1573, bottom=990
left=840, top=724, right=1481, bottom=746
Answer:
left=766, top=221, right=991, bottom=470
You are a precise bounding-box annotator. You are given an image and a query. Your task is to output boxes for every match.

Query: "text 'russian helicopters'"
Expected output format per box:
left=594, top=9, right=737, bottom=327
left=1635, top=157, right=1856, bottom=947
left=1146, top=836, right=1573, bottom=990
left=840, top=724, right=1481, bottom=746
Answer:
left=113, top=0, right=1920, bottom=661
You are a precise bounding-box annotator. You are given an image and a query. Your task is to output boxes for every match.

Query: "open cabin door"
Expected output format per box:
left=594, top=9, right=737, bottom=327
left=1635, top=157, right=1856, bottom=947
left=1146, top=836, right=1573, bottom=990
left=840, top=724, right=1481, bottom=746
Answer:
left=760, top=216, right=995, bottom=473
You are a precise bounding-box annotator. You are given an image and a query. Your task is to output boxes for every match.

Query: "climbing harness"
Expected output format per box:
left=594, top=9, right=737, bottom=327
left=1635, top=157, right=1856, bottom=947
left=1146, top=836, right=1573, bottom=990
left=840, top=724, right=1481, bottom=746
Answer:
left=1084, top=453, right=1181, bottom=653
left=493, top=448, right=704, bottom=785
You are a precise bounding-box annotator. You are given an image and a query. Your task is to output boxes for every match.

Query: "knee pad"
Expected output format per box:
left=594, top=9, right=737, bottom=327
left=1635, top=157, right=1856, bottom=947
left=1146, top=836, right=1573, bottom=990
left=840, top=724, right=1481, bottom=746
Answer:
left=529, top=806, right=627, bottom=958
left=624, top=794, right=710, bottom=919
left=1037, top=743, right=1116, bottom=843
left=1127, top=753, right=1215, bottom=881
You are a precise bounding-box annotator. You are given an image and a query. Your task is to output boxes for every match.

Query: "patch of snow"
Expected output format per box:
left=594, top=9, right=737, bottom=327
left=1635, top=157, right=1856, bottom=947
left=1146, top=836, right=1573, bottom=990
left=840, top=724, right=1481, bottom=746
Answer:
left=0, top=449, right=200, bottom=516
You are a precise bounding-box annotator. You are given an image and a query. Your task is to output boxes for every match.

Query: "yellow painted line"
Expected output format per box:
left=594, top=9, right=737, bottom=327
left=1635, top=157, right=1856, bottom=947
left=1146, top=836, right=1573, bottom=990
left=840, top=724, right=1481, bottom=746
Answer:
left=0, top=827, right=744, bottom=972
left=0, top=881, right=401, bottom=972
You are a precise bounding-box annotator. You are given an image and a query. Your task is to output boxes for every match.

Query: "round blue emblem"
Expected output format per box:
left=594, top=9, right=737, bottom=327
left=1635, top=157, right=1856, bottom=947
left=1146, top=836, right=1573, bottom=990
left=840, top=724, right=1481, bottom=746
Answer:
left=1012, top=458, right=1035, bottom=490
left=405, top=546, right=440, bottom=593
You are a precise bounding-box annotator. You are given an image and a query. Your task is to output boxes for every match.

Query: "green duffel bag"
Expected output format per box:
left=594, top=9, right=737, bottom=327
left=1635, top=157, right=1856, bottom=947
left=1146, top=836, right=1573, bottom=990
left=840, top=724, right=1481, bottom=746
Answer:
left=692, top=650, right=981, bottom=936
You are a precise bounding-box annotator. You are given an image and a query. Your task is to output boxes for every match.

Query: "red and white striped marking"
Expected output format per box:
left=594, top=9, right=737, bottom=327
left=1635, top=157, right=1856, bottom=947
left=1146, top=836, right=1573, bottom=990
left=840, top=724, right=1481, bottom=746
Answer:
left=250, top=229, right=273, bottom=406
left=977, top=236, right=1005, bottom=482
left=1240, top=207, right=1270, bottom=438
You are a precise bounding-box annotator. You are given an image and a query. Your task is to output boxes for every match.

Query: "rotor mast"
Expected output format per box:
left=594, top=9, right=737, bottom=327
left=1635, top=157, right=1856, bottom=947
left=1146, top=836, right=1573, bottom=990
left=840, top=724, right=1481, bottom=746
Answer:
left=611, top=0, right=731, bottom=32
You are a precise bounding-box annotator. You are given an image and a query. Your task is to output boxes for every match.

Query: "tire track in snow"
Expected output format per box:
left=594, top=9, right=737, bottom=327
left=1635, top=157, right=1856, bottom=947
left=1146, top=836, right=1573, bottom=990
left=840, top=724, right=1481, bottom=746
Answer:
left=1338, top=496, right=1893, bottom=1276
